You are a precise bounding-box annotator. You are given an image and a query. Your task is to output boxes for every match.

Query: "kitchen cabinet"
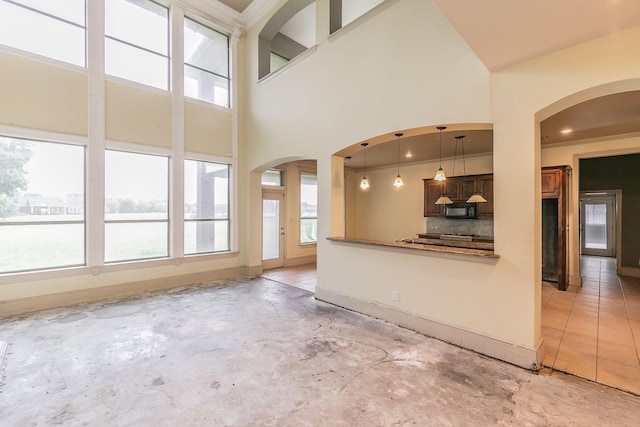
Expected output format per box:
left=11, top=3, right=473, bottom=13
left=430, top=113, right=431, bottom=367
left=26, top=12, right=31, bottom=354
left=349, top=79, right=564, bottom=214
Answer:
left=542, top=166, right=570, bottom=290
left=476, top=175, right=494, bottom=218
left=423, top=174, right=494, bottom=218
left=542, top=168, right=562, bottom=197
left=424, top=180, right=445, bottom=216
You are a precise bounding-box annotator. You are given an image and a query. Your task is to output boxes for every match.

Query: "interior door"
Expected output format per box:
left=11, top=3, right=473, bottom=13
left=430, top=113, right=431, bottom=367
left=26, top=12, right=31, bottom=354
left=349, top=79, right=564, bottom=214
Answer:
left=580, top=193, right=616, bottom=257
left=262, top=192, right=285, bottom=270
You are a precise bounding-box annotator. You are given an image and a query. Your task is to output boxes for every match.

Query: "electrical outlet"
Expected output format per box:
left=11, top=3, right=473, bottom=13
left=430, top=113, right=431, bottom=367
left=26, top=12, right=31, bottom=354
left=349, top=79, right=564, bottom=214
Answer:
left=392, top=291, right=399, bottom=301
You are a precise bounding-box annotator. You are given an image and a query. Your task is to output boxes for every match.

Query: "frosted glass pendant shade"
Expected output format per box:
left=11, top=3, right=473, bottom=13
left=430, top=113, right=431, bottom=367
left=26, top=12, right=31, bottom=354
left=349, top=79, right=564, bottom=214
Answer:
left=434, top=167, right=446, bottom=181
left=360, top=176, right=369, bottom=189
left=394, top=175, right=404, bottom=187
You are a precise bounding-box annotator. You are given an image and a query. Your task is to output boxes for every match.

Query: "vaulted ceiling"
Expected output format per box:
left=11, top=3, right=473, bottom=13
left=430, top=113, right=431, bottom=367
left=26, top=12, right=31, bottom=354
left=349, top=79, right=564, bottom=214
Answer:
left=215, top=0, right=640, bottom=167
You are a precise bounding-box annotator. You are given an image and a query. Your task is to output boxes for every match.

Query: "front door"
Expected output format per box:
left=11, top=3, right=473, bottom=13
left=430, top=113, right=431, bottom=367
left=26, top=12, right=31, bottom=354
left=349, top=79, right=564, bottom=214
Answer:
left=580, top=193, right=616, bottom=257
left=262, top=192, right=285, bottom=270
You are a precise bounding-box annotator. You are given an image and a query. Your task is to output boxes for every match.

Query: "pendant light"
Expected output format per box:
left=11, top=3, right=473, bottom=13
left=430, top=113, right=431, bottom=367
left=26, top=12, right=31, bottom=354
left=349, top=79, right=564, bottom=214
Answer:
left=393, top=132, right=404, bottom=187
left=360, top=142, right=369, bottom=190
left=457, top=135, right=487, bottom=203
left=435, top=194, right=453, bottom=205
left=434, top=126, right=447, bottom=181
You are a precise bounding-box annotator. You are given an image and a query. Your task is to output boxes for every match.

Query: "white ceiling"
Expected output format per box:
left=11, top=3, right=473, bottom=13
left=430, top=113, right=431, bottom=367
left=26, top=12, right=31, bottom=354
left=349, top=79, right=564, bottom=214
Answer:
left=431, top=0, right=640, bottom=71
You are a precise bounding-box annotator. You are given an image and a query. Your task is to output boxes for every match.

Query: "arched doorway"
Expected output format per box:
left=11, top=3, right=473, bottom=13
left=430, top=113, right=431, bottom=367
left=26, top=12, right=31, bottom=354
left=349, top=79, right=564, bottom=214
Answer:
left=251, top=158, right=318, bottom=292
left=537, top=82, right=640, bottom=394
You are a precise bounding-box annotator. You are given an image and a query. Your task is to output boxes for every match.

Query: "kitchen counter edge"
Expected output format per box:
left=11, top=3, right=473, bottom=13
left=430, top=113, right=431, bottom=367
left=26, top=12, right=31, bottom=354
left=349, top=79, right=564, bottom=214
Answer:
left=326, top=237, right=499, bottom=259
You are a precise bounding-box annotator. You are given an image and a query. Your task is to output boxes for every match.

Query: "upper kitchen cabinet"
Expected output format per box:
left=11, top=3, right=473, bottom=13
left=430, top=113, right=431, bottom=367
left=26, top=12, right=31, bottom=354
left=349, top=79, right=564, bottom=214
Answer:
left=542, top=167, right=567, bottom=197
left=423, top=174, right=494, bottom=218
left=424, top=180, right=444, bottom=216
left=476, top=175, right=494, bottom=218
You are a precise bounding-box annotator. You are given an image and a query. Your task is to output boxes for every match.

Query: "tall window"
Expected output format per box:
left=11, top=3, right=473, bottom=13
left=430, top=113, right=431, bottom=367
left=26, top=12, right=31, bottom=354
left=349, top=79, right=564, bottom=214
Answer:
left=105, top=150, right=169, bottom=262
left=0, top=137, right=85, bottom=273
left=184, top=18, right=230, bottom=108
left=0, top=0, right=86, bottom=67
left=105, top=0, right=169, bottom=90
left=300, top=173, right=317, bottom=244
left=184, top=160, right=230, bottom=254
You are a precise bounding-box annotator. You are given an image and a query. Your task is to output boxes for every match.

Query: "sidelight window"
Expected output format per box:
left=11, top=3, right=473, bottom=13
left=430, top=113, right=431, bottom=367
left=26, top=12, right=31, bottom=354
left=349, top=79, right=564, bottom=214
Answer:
left=300, top=173, right=317, bottom=244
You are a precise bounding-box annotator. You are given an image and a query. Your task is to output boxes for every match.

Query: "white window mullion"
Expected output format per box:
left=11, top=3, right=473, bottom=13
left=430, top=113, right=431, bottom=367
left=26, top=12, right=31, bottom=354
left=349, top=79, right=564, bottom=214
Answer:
left=86, top=0, right=106, bottom=268
left=230, top=28, right=240, bottom=252
left=171, top=5, right=185, bottom=259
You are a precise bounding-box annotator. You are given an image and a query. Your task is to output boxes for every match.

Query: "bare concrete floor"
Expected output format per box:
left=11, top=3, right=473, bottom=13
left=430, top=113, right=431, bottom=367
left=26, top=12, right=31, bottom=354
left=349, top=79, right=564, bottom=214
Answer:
left=1, top=277, right=639, bottom=426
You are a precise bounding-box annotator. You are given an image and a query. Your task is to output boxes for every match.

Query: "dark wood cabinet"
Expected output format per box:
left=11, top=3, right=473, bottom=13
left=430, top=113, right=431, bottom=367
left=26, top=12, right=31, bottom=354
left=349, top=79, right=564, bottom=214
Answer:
left=424, top=180, right=445, bottom=217
left=542, top=166, right=570, bottom=291
left=423, top=174, right=494, bottom=218
left=476, top=175, right=494, bottom=218
left=459, top=177, right=477, bottom=200
left=542, top=169, right=561, bottom=197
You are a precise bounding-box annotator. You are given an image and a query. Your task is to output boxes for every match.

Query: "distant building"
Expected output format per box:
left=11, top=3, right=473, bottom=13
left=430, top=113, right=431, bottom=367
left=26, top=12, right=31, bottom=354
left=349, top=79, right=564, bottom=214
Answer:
left=17, top=194, right=84, bottom=216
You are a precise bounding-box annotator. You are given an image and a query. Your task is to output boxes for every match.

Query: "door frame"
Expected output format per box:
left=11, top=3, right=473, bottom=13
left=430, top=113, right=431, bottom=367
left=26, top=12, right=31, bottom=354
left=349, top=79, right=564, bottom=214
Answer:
left=262, top=188, right=286, bottom=270
left=577, top=190, right=622, bottom=274
left=579, top=191, right=618, bottom=258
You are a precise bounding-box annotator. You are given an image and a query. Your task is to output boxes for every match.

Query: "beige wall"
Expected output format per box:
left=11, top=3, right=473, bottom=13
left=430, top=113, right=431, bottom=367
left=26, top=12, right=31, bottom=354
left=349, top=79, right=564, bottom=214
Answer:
left=0, top=51, right=87, bottom=136
left=240, top=0, right=640, bottom=367
left=490, top=26, right=640, bottom=360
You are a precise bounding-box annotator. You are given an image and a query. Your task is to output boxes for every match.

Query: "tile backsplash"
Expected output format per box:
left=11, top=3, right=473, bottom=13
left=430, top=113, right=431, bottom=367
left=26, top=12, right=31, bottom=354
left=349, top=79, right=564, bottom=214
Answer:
left=426, top=218, right=494, bottom=237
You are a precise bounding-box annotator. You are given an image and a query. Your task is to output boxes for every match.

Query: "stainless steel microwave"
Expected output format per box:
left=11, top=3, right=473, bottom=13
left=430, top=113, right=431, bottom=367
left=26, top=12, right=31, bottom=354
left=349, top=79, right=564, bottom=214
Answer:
left=444, top=202, right=477, bottom=219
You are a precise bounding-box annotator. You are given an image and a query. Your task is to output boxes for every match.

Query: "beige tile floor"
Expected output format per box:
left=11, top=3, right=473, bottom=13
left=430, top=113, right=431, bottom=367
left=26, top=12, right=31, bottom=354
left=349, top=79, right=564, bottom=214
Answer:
left=260, top=262, right=317, bottom=293
left=542, top=255, right=640, bottom=395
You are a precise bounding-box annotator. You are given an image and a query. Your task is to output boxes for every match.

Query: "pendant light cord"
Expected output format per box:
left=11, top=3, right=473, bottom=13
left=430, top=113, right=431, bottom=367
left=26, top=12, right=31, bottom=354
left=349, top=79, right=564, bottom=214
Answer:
left=396, top=138, right=400, bottom=175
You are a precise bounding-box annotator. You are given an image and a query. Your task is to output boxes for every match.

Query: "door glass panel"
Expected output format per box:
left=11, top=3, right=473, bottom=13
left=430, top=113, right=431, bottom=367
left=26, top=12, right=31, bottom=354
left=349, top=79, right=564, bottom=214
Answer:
left=262, top=199, right=280, bottom=260
left=584, top=203, right=607, bottom=249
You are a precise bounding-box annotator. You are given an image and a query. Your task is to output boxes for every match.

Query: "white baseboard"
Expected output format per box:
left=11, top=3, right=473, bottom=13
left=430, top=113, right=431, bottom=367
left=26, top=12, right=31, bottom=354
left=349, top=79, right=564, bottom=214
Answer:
left=315, top=288, right=543, bottom=371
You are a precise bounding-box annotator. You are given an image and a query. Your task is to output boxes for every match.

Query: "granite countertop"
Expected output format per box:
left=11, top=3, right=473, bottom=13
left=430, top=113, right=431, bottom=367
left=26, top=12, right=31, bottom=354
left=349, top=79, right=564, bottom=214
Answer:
left=415, top=234, right=494, bottom=250
left=327, top=237, right=499, bottom=259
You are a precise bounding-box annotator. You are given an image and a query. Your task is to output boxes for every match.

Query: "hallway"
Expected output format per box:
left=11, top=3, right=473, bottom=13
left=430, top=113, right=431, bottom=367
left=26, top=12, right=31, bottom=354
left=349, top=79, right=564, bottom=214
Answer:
left=542, top=256, right=640, bottom=394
